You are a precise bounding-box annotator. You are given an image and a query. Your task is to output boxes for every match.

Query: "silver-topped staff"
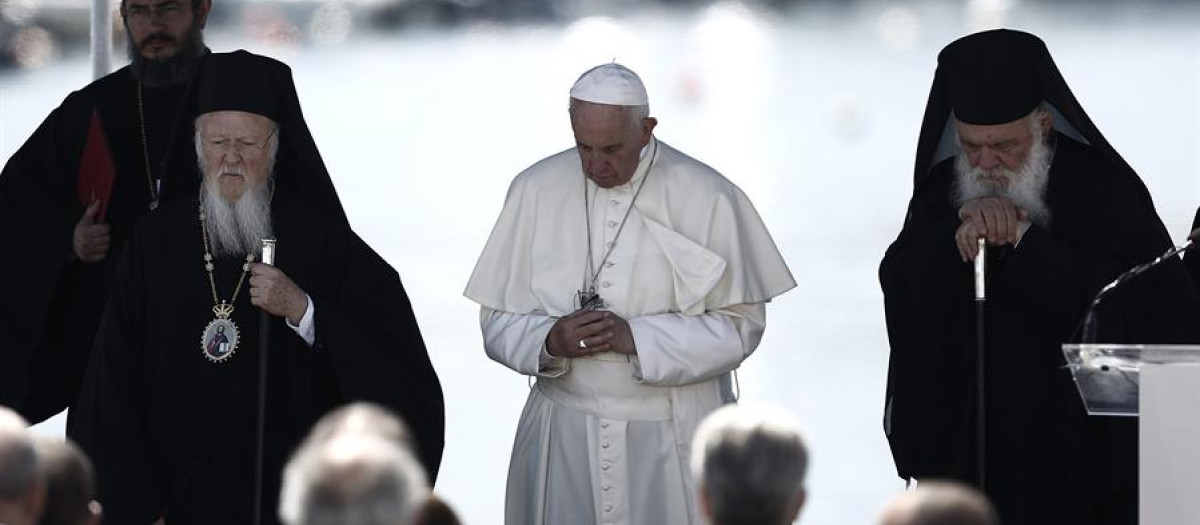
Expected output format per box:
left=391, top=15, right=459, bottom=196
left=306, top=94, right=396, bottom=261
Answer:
left=253, top=237, right=276, bottom=525
left=974, top=237, right=987, bottom=491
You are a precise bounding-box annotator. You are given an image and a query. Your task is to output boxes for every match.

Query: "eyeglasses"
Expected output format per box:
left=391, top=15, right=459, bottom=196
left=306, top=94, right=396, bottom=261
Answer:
left=124, top=1, right=186, bottom=24
left=202, top=128, right=278, bottom=157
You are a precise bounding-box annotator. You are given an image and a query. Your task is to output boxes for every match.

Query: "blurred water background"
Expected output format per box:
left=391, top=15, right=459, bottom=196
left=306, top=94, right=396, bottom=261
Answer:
left=2, top=0, right=1198, bottom=523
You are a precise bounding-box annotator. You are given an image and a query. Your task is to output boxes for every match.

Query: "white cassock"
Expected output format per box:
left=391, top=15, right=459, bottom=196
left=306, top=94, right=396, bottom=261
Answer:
left=465, top=137, right=795, bottom=525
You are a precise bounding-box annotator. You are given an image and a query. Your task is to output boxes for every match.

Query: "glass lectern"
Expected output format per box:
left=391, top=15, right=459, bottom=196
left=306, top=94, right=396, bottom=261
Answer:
left=1062, top=344, right=1200, bottom=525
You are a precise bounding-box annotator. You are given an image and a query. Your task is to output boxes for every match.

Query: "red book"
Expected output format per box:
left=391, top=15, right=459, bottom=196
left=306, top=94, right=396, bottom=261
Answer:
left=76, top=108, right=116, bottom=222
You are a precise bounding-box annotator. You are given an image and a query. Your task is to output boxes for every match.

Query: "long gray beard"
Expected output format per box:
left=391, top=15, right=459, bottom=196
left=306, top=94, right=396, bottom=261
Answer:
left=952, top=136, right=1054, bottom=227
left=201, top=171, right=273, bottom=259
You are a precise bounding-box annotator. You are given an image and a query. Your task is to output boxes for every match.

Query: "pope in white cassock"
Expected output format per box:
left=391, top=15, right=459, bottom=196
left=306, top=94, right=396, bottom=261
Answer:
left=465, top=63, right=795, bottom=525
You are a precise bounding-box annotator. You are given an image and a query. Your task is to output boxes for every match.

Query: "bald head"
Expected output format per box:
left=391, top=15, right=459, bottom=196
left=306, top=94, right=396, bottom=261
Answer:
left=879, top=482, right=998, bottom=525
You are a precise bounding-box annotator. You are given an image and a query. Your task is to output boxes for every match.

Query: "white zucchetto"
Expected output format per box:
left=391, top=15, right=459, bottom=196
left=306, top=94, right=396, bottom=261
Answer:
left=569, top=63, right=649, bottom=106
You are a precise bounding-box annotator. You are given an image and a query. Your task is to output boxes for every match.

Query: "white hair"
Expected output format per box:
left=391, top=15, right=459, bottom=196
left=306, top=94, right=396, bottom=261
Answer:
left=194, top=121, right=278, bottom=258
left=279, top=434, right=430, bottom=525
left=297, top=403, right=416, bottom=462
left=691, top=404, right=809, bottom=525
left=568, top=98, right=650, bottom=130
left=626, top=103, right=650, bottom=125
left=953, top=107, right=1054, bottom=227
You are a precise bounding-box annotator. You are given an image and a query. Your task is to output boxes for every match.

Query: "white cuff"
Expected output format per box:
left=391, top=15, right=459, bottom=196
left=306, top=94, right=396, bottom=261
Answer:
left=1014, top=221, right=1032, bottom=248
left=537, top=343, right=570, bottom=377
left=286, top=294, right=316, bottom=346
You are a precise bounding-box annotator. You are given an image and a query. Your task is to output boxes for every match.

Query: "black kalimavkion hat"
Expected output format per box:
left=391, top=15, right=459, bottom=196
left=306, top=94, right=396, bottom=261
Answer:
left=194, top=50, right=347, bottom=224
left=910, top=29, right=1133, bottom=190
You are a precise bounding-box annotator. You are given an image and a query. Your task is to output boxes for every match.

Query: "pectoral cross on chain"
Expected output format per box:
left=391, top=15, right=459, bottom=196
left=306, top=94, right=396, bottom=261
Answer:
left=576, top=288, right=606, bottom=311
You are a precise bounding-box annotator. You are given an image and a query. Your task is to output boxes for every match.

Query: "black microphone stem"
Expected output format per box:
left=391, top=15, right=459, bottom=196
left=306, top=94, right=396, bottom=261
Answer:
left=1075, top=239, right=1195, bottom=343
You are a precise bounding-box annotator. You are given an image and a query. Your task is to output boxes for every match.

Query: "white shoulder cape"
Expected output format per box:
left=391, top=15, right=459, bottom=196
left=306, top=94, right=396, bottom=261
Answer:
left=465, top=138, right=795, bottom=316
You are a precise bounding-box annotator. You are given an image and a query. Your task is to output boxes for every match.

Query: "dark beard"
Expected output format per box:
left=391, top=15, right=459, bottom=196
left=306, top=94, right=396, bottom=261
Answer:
left=126, top=20, right=206, bottom=88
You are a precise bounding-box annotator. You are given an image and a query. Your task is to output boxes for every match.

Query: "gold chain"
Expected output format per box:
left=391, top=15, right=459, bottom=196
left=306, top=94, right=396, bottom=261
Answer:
left=198, top=206, right=254, bottom=313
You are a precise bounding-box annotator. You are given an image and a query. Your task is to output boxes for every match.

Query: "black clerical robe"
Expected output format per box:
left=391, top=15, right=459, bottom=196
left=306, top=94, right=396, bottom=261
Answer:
left=74, top=192, right=444, bottom=525
left=0, top=65, right=200, bottom=424
left=880, top=134, right=1200, bottom=525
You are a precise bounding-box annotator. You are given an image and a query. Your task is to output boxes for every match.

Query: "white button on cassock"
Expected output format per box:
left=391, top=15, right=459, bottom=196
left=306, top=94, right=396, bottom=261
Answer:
left=594, top=399, right=631, bottom=523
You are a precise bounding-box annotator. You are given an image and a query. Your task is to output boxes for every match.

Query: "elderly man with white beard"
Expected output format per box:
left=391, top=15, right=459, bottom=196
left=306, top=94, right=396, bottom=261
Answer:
left=880, top=30, right=1200, bottom=525
left=949, top=105, right=1054, bottom=261
left=73, top=51, right=444, bottom=525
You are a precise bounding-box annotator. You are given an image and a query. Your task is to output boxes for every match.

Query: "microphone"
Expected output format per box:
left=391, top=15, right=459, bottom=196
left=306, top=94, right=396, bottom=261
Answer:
left=1076, top=228, right=1200, bottom=343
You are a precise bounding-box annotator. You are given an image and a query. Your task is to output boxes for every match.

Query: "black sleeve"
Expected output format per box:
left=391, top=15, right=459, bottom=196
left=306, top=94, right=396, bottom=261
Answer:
left=880, top=210, right=976, bottom=482
left=310, top=233, right=446, bottom=483
left=880, top=164, right=978, bottom=481
left=997, top=223, right=1124, bottom=327
left=71, top=229, right=168, bottom=524
left=0, top=97, right=91, bottom=420
left=998, top=178, right=1200, bottom=344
